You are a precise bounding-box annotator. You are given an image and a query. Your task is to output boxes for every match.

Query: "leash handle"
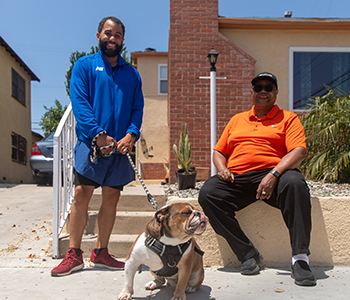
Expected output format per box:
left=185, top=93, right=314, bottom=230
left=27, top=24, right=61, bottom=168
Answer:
left=126, top=153, right=159, bottom=211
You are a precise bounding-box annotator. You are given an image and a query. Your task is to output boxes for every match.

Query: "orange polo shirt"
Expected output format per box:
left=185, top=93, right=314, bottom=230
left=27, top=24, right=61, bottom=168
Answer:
left=214, top=105, right=307, bottom=174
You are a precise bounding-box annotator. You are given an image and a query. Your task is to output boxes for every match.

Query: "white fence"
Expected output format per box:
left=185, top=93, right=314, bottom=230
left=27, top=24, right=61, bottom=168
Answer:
left=52, top=103, right=76, bottom=258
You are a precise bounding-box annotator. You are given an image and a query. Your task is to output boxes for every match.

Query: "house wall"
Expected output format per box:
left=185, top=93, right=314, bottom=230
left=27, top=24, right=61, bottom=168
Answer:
left=168, top=0, right=350, bottom=184
left=220, top=28, right=350, bottom=110
left=0, top=46, right=34, bottom=183
left=168, top=0, right=255, bottom=183
left=134, top=54, right=169, bottom=180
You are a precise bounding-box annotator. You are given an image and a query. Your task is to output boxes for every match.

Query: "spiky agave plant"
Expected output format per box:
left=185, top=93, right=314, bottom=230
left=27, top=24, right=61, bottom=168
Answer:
left=173, top=124, right=193, bottom=174
left=300, top=87, right=350, bottom=182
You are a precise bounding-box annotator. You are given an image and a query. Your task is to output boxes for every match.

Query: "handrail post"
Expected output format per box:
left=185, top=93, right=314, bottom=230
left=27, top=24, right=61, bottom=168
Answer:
left=52, top=133, right=60, bottom=258
left=52, top=103, right=75, bottom=259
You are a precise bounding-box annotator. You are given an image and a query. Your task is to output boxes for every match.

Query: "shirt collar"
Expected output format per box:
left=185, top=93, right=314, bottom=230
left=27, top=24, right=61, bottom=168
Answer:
left=248, top=105, right=280, bottom=121
left=98, top=49, right=127, bottom=67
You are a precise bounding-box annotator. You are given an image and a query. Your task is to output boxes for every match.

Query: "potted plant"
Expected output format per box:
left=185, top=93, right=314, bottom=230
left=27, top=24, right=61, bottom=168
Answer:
left=173, top=124, right=197, bottom=190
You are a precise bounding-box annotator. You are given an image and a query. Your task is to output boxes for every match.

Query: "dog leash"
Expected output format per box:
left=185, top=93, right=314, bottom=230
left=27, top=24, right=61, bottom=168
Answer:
left=89, top=133, right=159, bottom=211
left=126, top=153, right=159, bottom=211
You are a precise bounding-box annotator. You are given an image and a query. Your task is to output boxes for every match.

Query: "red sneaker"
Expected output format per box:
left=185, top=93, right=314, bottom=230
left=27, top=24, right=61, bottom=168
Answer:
left=51, top=248, right=84, bottom=277
left=90, top=248, right=125, bottom=270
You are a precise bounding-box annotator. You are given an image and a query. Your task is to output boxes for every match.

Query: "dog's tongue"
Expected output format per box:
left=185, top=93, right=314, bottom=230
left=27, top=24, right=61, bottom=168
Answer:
left=201, top=214, right=209, bottom=223
left=198, top=214, right=208, bottom=231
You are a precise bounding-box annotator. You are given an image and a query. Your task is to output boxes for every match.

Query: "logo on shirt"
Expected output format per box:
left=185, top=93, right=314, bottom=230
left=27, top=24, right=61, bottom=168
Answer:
left=95, top=66, right=104, bottom=71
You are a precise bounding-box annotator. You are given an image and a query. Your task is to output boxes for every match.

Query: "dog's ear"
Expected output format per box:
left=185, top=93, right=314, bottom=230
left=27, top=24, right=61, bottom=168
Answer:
left=155, top=205, right=170, bottom=224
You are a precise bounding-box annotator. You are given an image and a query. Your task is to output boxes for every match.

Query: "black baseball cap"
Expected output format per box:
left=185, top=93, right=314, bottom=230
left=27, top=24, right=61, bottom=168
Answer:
left=251, top=72, right=278, bottom=89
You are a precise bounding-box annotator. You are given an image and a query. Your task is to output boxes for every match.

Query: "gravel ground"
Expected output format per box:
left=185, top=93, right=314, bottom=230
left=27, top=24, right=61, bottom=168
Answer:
left=164, top=180, right=350, bottom=198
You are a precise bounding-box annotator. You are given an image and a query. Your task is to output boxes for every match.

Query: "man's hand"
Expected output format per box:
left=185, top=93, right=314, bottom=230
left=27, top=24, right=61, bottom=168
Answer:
left=256, top=172, right=278, bottom=199
left=96, top=133, right=117, bottom=155
left=217, top=167, right=235, bottom=183
left=116, top=133, right=136, bottom=155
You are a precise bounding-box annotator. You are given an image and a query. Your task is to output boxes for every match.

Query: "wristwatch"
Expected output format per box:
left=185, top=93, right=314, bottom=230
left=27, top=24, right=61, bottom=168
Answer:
left=128, top=132, right=137, bottom=138
left=270, top=169, right=280, bottom=178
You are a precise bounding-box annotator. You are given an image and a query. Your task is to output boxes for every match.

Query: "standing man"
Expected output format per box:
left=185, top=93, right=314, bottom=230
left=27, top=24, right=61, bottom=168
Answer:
left=51, top=16, right=144, bottom=277
left=199, top=72, right=316, bottom=286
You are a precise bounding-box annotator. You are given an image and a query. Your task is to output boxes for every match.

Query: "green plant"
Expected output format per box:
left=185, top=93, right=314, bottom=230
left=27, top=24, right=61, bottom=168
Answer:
left=300, top=87, right=350, bottom=182
left=173, top=124, right=193, bottom=174
left=39, top=99, right=67, bottom=136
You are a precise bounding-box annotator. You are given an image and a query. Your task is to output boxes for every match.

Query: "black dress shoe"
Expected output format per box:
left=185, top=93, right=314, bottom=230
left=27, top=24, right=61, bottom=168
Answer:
left=241, top=253, right=263, bottom=275
left=291, top=260, right=316, bottom=286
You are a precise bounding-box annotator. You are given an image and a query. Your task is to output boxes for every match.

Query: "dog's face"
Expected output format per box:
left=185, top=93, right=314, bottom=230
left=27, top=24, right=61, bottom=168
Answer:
left=150, top=202, right=208, bottom=242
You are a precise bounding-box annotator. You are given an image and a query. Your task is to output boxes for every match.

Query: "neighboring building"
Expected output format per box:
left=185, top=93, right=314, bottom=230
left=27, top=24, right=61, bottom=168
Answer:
left=133, top=0, right=350, bottom=183
left=131, top=50, right=169, bottom=180
left=0, top=36, right=40, bottom=183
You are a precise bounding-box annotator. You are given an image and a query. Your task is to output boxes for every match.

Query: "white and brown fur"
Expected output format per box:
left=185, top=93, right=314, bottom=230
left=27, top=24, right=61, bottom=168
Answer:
left=117, top=202, right=208, bottom=300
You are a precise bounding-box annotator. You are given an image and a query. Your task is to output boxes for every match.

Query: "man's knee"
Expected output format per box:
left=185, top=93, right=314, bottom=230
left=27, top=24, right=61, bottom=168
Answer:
left=74, top=185, right=94, bottom=206
left=198, top=176, right=217, bottom=205
left=101, top=187, right=121, bottom=207
left=198, top=183, right=209, bottom=208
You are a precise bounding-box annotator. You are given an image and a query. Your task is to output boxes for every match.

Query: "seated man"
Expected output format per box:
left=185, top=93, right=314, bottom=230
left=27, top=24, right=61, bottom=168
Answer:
left=198, top=72, right=316, bottom=286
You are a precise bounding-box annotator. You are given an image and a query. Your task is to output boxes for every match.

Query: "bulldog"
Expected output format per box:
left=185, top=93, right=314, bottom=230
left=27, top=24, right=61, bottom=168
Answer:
left=117, top=202, right=208, bottom=300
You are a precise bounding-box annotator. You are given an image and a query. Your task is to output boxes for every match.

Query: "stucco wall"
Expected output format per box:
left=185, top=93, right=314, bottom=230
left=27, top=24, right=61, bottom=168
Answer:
left=0, top=47, right=34, bottom=183
left=168, top=197, right=350, bottom=267
left=220, top=28, right=350, bottom=111
left=134, top=54, right=169, bottom=179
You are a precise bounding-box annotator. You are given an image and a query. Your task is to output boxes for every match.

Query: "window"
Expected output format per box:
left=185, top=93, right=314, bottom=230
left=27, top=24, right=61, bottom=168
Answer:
left=289, top=47, right=350, bottom=111
left=158, top=64, right=168, bottom=94
left=12, top=68, right=26, bottom=106
left=12, top=132, right=27, bottom=165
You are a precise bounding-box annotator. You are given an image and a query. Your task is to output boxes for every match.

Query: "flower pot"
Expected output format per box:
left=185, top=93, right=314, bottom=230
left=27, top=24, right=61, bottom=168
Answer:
left=175, top=167, right=197, bottom=190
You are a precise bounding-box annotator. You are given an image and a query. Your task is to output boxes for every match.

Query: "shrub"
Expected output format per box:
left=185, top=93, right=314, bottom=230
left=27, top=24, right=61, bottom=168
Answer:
left=300, top=87, right=350, bottom=182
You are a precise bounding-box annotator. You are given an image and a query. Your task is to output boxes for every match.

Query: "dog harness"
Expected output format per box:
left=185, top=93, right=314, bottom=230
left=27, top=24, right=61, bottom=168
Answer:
left=145, top=230, right=204, bottom=277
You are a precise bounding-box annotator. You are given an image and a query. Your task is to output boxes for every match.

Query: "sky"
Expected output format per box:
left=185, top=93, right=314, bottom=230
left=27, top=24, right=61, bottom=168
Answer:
left=1, top=0, right=350, bottom=137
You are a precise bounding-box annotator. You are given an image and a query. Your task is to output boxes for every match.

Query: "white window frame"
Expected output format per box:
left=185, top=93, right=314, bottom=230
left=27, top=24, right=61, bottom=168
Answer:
left=289, top=46, right=350, bottom=112
left=158, top=64, right=168, bottom=95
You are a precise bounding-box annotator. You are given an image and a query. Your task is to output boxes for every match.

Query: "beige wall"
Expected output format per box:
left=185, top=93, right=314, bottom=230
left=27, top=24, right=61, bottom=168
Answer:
left=220, top=28, right=350, bottom=111
left=169, top=197, right=350, bottom=267
left=134, top=55, right=169, bottom=168
left=0, top=47, right=34, bottom=183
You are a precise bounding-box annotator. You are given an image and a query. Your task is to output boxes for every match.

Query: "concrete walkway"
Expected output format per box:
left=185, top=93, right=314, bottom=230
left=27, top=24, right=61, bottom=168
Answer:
left=1, top=183, right=350, bottom=299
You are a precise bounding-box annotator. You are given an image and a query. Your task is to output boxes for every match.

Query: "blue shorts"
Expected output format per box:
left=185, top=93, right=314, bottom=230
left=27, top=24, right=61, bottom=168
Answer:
left=74, top=140, right=134, bottom=187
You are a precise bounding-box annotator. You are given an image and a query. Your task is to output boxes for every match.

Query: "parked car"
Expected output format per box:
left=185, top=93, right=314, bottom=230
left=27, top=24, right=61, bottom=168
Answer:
left=30, top=132, right=55, bottom=183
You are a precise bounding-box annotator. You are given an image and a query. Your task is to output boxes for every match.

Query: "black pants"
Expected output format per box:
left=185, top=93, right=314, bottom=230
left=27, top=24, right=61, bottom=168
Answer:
left=198, top=169, right=311, bottom=262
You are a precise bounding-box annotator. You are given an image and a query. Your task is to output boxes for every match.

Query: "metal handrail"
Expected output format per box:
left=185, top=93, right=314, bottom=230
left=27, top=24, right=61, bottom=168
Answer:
left=52, top=103, right=76, bottom=258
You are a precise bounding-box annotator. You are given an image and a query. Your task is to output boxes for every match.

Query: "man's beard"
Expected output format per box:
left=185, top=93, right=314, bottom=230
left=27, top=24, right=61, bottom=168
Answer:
left=99, top=39, right=123, bottom=57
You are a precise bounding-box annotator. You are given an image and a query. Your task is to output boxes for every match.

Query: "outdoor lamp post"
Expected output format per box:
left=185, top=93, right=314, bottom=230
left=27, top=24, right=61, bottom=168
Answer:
left=200, top=46, right=225, bottom=176
left=207, top=46, right=219, bottom=71
left=207, top=46, right=218, bottom=176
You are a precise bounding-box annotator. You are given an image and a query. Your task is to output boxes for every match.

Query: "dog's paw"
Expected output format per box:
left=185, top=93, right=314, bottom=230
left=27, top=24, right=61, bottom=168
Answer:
left=145, top=281, right=160, bottom=290
left=185, top=285, right=198, bottom=293
left=117, top=292, right=132, bottom=300
left=145, top=277, right=166, bottom=290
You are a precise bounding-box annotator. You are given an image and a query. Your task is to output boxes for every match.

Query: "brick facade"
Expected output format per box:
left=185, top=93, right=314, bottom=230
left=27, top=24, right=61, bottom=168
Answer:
left=140, top=162, right=167, bottom=180
left=168, top=0, right=256, bottom=183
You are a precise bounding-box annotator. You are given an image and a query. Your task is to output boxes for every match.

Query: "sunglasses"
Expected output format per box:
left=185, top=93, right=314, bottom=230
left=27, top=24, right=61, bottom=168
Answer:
left=252, top=84, right=275, bottom=93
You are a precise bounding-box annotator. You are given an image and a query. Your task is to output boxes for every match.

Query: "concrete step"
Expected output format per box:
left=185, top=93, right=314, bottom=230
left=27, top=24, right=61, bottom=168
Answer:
left=62, top=211, right=155, bottom=235
left=58, top=183, right=164, bottom=259
left=89, top=185, right=166, bottom=212
left=58, top=233, right=139, bottom=259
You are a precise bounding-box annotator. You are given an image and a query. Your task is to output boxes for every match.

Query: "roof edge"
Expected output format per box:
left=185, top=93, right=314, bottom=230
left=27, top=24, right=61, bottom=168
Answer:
left=219, top=17, right=350, bottom=31
left=0, top=36, right=40, bottom=82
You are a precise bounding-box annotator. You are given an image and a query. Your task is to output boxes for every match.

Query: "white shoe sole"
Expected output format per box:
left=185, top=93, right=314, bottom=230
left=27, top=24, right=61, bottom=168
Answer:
left=51, top=263, right=84, bottom=277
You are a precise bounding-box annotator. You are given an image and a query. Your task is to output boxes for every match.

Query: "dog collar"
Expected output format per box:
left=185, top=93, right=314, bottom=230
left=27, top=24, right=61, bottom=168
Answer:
left=145, top=229, right=193, bottom=277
